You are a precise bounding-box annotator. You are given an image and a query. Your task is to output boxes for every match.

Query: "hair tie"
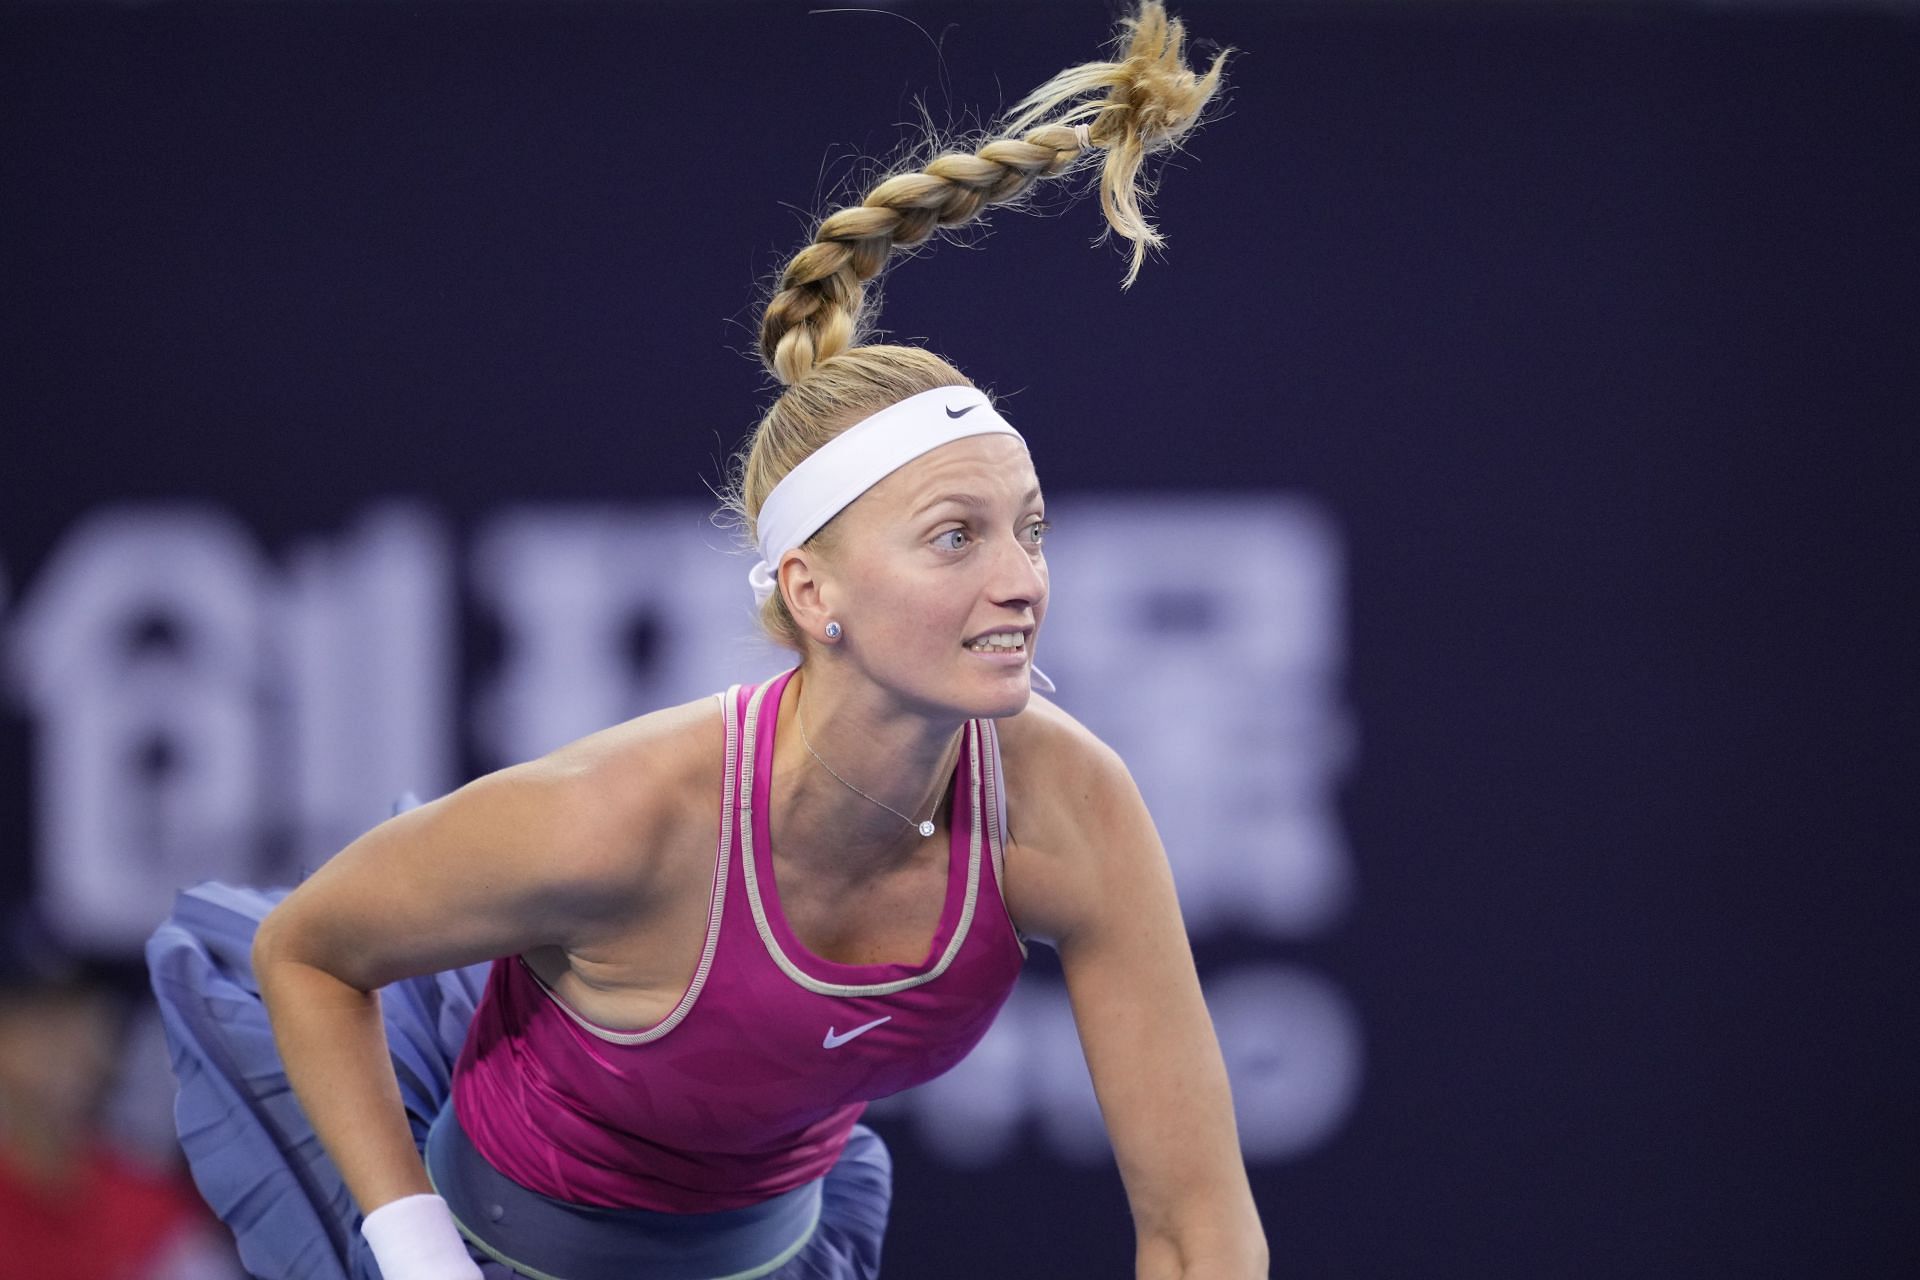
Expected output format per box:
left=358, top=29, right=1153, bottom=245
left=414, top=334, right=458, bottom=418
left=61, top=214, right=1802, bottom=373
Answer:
left=1072, top=122, right=1093, bottom=150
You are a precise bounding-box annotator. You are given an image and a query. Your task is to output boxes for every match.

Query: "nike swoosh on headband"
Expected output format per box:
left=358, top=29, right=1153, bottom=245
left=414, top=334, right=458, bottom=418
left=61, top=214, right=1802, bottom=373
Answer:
left=945, top=404, right=979, bottom=419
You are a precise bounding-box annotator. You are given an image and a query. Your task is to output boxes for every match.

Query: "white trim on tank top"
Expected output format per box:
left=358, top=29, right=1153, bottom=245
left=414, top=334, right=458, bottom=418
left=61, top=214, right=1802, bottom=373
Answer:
left=518, top=687, right=741, bottom=1046
left=738, top=676, right=983, bottom=998
left=979, top=717, right=1030, bottom=959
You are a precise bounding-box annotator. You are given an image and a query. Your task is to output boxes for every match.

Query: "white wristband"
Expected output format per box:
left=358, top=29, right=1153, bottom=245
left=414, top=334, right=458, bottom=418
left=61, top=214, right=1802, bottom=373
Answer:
left=360, top=1193, right=483, bottom=1280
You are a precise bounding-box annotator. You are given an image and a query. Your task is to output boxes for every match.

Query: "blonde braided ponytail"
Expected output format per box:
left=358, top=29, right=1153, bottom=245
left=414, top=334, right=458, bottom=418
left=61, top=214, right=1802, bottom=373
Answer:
left=759, top=1, right=1230, bottom=386
left=728, top=2, right=1229, bottom=650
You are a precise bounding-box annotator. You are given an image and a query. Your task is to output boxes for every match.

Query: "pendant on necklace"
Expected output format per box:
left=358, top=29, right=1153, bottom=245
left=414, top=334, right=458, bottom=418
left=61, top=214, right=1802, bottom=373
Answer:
left=918, top=820, right=936, bottom=837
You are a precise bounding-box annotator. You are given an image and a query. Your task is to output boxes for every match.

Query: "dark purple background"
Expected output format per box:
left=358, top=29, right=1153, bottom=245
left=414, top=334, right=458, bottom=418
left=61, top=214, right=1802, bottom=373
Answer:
left=3, top=2, right=1915, bottom=1276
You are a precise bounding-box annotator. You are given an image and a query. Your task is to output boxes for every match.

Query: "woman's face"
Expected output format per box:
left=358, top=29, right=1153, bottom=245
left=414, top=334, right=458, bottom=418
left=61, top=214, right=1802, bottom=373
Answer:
left=811, top=432, right=1048, bottom=720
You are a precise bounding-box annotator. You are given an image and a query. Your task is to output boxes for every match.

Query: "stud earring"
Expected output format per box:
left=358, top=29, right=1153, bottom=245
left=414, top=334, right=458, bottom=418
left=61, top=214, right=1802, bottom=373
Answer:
left=824, top=621, right=842, bottom=641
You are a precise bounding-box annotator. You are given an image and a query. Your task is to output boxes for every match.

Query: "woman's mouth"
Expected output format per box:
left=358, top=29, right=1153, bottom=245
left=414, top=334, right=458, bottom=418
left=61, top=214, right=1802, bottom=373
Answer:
left=965, top=630, right=1028, bottom=656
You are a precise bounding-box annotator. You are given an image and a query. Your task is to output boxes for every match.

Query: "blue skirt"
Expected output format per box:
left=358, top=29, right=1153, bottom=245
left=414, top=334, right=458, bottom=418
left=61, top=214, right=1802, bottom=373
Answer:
left=146, top=883, right=892, bottom=1280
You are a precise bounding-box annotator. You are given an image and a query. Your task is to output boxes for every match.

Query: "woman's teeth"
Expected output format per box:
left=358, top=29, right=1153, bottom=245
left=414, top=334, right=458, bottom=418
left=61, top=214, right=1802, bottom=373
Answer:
left=967, top=634, right=1025, bottom=653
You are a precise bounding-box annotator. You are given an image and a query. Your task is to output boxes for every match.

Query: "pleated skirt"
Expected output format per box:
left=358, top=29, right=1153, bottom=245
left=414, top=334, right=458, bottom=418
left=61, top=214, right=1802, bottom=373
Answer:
left=146, top=882, right=892, bottom=1280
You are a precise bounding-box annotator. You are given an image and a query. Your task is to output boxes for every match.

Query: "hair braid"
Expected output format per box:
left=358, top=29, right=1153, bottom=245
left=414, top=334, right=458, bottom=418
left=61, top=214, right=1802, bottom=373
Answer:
left=726, top=2, right=1228, bottom=651
left=759, top=1, right=1229, bottom=386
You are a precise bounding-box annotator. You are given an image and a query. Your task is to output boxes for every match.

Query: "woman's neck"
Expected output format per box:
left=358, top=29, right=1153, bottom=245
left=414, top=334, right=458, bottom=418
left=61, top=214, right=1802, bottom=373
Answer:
left=769, top=665, right=965, bottom=880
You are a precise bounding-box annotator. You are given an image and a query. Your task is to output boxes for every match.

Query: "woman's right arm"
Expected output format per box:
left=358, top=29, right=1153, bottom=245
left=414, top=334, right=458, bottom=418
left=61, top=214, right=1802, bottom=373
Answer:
left=251, top=748, right=662, bottom=1218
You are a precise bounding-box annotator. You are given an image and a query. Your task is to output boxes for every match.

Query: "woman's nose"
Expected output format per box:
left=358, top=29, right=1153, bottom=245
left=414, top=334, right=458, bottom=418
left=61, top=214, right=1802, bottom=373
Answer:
left=989, top=533, right=1046, bottom=608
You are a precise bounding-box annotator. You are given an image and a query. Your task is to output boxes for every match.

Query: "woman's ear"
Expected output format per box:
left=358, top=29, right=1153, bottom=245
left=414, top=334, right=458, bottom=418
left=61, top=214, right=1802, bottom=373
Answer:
left=778, top=550, right=834, bottom=642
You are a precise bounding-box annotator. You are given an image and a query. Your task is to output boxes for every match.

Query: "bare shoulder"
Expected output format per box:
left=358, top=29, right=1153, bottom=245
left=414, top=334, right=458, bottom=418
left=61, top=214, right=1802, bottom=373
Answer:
left=528, top=692, right=727, bottom=892
left=538, top=693, right=726, bottom=809
left=259, top=693, right=727, bottom=990
left=992, top=693, right=1153, bottom=948
left=993, top=692, right=1130, bottom=806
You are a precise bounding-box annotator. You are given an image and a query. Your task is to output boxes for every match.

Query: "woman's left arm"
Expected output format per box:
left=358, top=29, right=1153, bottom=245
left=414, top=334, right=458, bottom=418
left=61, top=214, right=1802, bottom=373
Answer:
left=1009, top=715, right=1269, bottom=1280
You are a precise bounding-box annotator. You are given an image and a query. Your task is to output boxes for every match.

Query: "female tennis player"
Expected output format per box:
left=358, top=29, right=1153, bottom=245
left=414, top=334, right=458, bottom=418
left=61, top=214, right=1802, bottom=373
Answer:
left=148, top=5, right=1266, bottom=1277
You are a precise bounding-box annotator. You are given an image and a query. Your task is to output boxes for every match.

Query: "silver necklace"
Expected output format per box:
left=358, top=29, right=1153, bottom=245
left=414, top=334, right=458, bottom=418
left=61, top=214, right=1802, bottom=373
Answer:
left=795, top=703, right=944, bottom=838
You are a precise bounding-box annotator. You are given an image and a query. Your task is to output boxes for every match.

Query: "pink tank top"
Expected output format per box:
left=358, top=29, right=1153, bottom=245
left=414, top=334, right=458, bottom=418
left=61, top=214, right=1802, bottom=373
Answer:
left=450, top=669, right=1028, bottom=1211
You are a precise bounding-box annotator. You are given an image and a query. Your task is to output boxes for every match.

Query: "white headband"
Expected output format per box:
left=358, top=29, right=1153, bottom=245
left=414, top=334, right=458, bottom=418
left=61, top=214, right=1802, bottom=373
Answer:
left=748, top=385, right=1055, bottom=692
left=749, top=386, right=1020, bottom=603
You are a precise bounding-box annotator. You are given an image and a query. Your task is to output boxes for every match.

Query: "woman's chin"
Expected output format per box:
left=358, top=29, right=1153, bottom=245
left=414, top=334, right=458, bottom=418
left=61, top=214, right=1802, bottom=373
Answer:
left=968, top=664, right=1036, bottom=718
left=871, top=652, right=1036, bottom=721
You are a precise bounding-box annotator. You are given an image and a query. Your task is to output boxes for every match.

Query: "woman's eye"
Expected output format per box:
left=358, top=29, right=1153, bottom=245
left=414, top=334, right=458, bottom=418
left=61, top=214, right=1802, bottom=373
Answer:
left=934, top=528, right=970, bottom=551
left=1024, top=519, right=1051, bottom=545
